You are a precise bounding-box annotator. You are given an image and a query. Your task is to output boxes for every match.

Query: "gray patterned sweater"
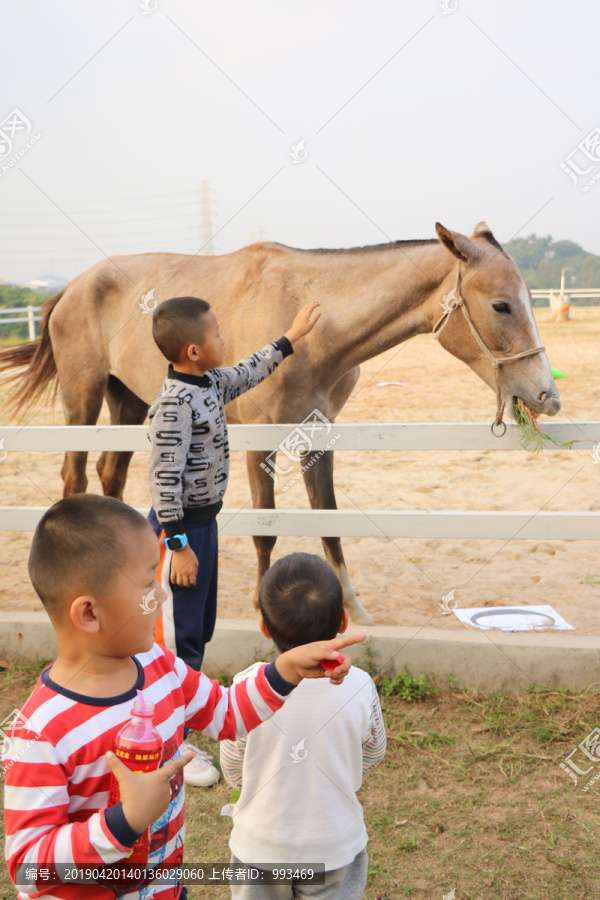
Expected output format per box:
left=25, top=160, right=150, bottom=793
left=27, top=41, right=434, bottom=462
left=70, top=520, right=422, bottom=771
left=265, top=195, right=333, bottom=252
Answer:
left=148, top=337, right=293, bottom=537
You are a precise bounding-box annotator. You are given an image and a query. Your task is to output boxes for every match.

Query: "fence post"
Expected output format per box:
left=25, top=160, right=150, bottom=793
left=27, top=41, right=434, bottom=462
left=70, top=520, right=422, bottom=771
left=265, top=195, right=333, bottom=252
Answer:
left=27, top=306, right=35, bottom=341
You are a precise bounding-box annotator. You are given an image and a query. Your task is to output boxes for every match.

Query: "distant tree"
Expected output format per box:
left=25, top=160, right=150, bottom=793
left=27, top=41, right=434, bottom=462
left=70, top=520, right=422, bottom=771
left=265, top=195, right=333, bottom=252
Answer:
left=580, top=255, right=600, bottom=287
left=503, top=234, right=600, bottom=296
left=0, top=284, right=43, bottom=308
left=504, top=234, right=553, bottom=271
left=552, top=240, right=584, bottom=258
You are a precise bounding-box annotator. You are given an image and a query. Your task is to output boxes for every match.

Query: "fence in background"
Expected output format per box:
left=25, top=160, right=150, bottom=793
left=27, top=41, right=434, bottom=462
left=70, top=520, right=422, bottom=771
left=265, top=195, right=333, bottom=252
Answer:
left=530, top=289, right=600, bottom=303
left=0, top=307, right=40, bottom=341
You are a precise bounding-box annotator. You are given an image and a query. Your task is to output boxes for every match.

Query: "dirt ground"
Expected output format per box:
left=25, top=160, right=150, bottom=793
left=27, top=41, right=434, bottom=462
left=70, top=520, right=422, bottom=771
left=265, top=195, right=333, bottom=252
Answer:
left=1, top=306, right=599, bottom=639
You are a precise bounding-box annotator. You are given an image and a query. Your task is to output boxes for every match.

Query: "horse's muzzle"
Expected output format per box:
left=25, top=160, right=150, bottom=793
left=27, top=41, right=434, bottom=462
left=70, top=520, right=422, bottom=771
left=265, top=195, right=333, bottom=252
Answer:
left=512, top=389, right=561, bottom=417
left=538, top=389, right=561, bottom=416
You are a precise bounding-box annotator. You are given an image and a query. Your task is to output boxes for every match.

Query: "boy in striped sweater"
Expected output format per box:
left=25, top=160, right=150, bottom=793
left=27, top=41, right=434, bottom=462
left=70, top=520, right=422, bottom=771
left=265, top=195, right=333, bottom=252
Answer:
left=220, top=553, right=386, bottom=900
left=2, top=495, right=364, bottom=900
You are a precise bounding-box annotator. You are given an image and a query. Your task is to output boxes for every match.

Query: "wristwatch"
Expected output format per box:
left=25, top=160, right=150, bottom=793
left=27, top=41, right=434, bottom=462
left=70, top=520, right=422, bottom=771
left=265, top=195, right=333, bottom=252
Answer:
left=162, top=533, right=188, bottom=551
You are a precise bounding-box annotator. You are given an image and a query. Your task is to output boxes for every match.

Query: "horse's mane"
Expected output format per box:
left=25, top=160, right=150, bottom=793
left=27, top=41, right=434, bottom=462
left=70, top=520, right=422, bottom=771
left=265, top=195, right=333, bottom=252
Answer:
left=273, top=239, right=438, bottom=255
left=273, top=233, right=504, bottom=255
left=476, top=230, right=505, bottom=253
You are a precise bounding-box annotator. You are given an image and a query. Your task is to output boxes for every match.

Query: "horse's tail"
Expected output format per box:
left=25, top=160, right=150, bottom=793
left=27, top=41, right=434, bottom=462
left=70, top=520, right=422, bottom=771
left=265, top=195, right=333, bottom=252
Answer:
left=0, top=289, right=63, bottom=416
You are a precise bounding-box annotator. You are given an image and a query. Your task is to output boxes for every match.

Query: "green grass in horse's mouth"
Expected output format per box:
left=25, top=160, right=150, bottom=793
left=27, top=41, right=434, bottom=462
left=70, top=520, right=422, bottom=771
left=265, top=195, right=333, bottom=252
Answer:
left=515, top=398, right=572, bottom=453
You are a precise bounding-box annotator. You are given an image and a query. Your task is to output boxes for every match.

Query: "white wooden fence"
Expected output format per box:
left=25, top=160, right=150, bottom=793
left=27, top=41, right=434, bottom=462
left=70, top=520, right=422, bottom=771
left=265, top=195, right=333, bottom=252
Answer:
left=0, top=422, right=599, bottom=540
left=530, top=289, right=600, bottom=302
left=0, top=307, right=40, bottom=341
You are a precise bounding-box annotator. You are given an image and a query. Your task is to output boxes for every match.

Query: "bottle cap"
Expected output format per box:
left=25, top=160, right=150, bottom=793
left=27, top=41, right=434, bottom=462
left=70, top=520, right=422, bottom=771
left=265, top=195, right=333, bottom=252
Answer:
left=320, top=654, right=344, bottom=671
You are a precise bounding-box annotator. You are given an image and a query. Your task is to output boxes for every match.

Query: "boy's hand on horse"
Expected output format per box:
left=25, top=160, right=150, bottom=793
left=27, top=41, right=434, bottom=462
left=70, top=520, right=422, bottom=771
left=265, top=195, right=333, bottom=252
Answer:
left=170, top=544, right=199, bottom=587
left=274, top=632, right=365, bottom=686
left=284, top=301, right=321, bottom=345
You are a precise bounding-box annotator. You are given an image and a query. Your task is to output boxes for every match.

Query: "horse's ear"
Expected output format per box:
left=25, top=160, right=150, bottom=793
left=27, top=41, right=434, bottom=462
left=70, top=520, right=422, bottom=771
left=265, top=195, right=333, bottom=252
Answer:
left=472, top=221, right=505, bottom=253
left=435, top=223, right=480, bottom=264
left=473, top=221, right=492, bottom=236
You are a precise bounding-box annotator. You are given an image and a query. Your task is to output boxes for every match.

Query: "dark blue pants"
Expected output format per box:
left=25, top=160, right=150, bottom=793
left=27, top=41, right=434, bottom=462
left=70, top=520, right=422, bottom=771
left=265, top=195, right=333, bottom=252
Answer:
left=148, top=507, right=218, bottom=672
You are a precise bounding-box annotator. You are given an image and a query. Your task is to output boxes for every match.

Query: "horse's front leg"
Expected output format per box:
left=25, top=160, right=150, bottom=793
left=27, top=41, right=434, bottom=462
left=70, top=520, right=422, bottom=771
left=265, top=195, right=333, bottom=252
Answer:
left=246, top=449, right=278, bottom=611
left=301, top=449, right=374, bottom=626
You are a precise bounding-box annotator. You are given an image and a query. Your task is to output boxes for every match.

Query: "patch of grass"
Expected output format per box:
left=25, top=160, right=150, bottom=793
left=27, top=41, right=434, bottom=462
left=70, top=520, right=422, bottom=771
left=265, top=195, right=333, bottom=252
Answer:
left=397, top=833, right=418, bottom=853
left=355, top=639, right=381, bottom=678
left=377, top=668, right=437, bottom=702
left=0, top=660, right=51, bottom=711
left=583, top=571, right=600, bottom=587
left=2, top=668, right=600, bottom=898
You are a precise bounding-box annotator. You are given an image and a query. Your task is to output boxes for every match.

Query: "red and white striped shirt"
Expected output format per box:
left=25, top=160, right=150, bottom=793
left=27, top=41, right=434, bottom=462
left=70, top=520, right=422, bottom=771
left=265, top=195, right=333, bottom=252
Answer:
left=3, top=643, right=293, bottom=900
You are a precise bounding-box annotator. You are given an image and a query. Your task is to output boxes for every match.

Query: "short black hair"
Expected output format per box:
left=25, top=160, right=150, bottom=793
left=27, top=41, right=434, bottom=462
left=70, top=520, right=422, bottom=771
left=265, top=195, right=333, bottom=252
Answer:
left=28, top=494, right=150, bottom=621
left=258, top=553, right=343, bottom=653
left=152, top=296, right=211, bottom=363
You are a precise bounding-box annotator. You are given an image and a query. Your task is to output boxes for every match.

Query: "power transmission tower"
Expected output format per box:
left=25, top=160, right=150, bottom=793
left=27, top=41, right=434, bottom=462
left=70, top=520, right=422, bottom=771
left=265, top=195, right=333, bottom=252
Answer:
left=199, top=181, right=216, bottom=254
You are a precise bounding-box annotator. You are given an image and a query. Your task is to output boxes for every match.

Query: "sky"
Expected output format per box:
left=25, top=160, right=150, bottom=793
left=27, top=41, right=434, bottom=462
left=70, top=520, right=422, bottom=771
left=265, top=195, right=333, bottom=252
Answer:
left=1, top=0, right=599, bottom=284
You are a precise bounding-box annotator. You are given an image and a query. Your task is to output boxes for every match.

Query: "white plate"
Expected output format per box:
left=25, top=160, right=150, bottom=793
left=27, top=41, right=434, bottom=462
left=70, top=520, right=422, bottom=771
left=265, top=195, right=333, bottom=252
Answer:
left=453, top=604, right=574, bottom=632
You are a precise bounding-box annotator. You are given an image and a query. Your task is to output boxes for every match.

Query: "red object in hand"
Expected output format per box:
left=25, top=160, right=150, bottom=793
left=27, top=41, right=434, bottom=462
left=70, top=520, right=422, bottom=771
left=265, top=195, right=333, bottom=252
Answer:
left=321, top=654, right=344, bottom=671
left=107, top=694, right=163, bottom=874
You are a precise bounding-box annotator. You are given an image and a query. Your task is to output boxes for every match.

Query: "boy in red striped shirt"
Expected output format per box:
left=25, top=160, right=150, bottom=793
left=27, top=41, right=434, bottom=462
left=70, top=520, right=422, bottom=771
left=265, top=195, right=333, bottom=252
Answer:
left=2, top=494, right=363, bottom=900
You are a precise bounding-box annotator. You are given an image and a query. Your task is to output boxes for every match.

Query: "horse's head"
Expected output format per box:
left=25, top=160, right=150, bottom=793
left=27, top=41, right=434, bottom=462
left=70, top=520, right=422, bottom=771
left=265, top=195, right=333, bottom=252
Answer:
left=433, top=221, right=561, bottom=421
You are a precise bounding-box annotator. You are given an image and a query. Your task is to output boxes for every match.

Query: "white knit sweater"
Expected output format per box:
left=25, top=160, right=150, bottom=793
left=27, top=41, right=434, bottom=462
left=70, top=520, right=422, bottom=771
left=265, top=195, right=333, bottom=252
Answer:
left=220, top=663, right=386, bottom=870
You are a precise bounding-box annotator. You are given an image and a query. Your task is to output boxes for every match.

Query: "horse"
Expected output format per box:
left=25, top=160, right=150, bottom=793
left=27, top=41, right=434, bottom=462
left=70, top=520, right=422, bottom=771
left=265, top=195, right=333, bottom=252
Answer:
left=0, top=221, right=561, bottom=625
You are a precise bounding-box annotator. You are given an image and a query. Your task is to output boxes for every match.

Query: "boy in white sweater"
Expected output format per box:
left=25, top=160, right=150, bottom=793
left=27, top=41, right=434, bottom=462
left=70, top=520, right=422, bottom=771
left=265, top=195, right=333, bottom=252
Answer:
left=220, top=553, right=386, bottom=900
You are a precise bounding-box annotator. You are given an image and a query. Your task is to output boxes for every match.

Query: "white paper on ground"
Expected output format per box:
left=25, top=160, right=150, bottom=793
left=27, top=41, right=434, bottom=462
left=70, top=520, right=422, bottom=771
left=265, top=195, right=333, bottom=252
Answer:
left=377, top=381, right=407, bottom=386
left=452, top=604, right=574, bottom=632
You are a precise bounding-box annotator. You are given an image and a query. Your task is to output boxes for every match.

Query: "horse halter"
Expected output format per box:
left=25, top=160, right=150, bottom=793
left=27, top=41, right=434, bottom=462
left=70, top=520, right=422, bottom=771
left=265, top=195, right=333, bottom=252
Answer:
left=432, top=264, right=546, bottom=436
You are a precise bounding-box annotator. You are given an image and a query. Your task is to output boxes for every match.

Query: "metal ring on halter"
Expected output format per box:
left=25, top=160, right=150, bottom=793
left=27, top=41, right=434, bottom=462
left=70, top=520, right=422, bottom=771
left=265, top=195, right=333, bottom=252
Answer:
left=491, top=421, right=507, bottom=437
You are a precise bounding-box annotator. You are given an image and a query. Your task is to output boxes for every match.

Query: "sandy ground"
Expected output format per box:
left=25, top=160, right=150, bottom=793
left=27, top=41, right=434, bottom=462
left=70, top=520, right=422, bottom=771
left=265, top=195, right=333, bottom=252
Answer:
left=1, top=307, right=599, bottom=637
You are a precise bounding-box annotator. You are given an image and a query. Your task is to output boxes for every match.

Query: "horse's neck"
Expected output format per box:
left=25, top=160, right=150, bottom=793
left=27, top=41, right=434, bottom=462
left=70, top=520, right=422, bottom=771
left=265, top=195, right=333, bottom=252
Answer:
left=322, top=244, right=453, bottom=372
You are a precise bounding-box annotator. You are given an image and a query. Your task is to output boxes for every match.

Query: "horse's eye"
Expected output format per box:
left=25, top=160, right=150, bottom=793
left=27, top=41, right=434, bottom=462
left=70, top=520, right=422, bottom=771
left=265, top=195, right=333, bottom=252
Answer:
left=492, top=302, right=510, bottom=314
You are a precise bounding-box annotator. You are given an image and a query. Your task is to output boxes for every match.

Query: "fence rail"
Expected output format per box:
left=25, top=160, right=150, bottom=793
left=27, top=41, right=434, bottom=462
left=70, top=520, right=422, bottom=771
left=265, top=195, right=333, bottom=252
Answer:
left=530, top=289, right=600, bottom=301
left=0, top=422, right=598, bottom=541
left=1, top=422, right=599, bottom=452
left=1, top=506, right=598, bottom=540
left=0, top=306, right=40, bottom=340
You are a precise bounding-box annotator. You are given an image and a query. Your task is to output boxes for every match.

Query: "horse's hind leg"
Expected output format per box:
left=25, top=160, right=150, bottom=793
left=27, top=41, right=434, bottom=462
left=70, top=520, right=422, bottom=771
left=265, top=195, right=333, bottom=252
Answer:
left=301, top=449, right=374, bottom=626
left=57, top=364, right=107, bottom=497
left=96, top=376, right=149, bottom=499
left=246, top=450, right=278, bottom=611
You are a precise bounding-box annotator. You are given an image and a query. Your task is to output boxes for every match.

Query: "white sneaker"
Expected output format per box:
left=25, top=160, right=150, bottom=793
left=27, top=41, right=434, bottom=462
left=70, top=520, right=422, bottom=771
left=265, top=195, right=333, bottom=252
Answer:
left=182, top=740, right=214, bottom=762
left=181, top=741, right=220, bottom=787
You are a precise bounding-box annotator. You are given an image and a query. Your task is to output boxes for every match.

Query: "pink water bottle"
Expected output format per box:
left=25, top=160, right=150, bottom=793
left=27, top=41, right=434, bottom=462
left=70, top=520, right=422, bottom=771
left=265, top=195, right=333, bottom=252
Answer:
left=107, top=691, right=163, bottom=867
